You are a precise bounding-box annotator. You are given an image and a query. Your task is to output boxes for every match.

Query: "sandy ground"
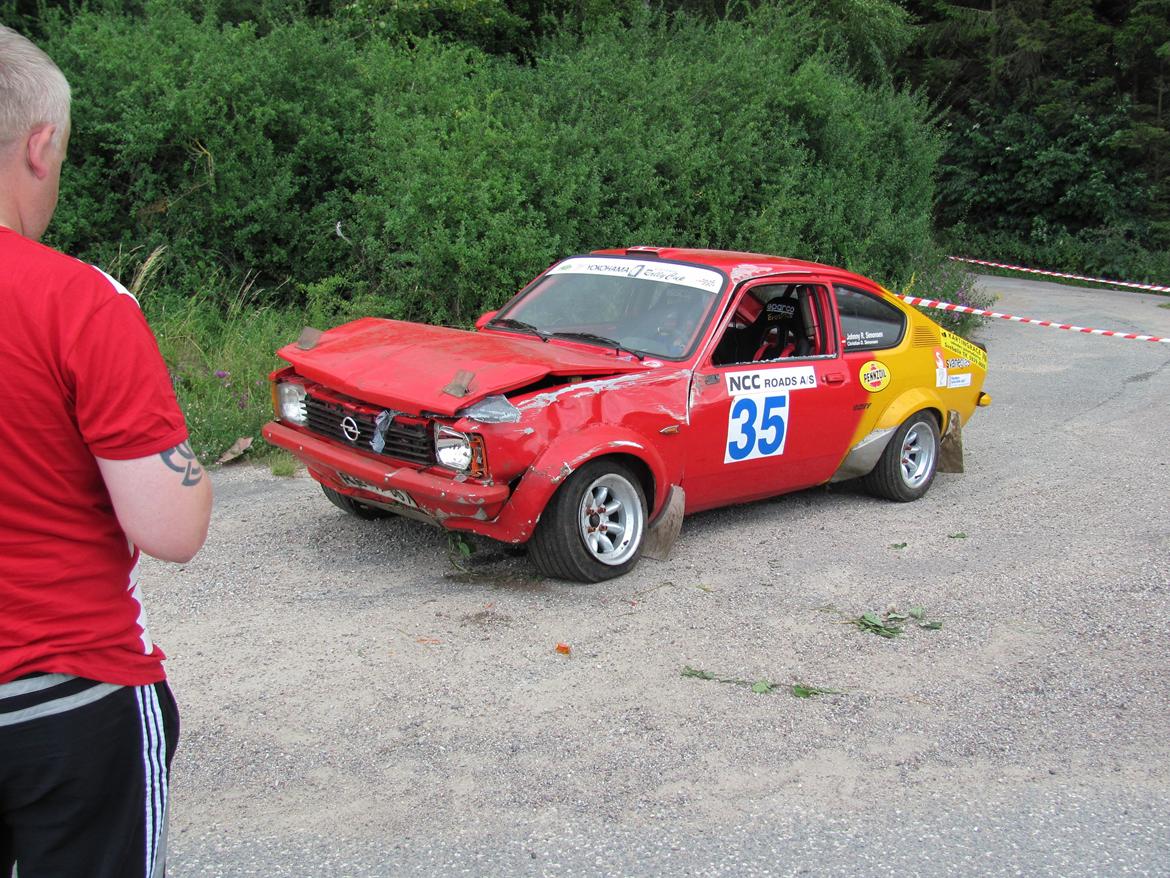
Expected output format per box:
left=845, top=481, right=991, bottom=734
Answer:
left=147, top=277, right=1170, bottom=876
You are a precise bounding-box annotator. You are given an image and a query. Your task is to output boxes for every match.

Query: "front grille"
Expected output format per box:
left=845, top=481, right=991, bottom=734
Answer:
left=305, top=394, right=434, bottom=467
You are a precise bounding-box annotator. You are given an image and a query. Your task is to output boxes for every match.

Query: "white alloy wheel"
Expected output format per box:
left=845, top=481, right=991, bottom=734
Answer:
left=898, top=419, right=938, bottom=490
left=576, top=471, right=645, bottom=566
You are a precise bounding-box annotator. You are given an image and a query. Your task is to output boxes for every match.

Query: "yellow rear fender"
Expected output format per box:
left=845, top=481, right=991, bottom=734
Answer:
left=873, top=388, right=946, bottom=434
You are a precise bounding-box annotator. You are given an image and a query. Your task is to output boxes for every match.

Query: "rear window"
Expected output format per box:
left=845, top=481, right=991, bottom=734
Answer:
left=835, top=285, right=906, bottom=351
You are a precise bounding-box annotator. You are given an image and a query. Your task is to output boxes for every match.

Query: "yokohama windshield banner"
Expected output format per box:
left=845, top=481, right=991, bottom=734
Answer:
left=548, top=257, right=723, bottom=292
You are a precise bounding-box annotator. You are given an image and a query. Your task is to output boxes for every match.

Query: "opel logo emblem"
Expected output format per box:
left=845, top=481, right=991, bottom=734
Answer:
left=340, top=416, right=360, bottom=442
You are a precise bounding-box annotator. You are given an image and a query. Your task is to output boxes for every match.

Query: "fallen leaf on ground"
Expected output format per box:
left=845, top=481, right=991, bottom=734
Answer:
left=853, top=612, right=903, bottom=638
left=791, top=684, right=841, bottom=698
left=216, top=436, right=253, bottom=464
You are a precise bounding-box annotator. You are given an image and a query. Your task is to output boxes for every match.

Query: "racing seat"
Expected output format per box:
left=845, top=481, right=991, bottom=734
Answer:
left=797, top=286, right=821, bottom=356
left=752, top=294, right=804, bottom=360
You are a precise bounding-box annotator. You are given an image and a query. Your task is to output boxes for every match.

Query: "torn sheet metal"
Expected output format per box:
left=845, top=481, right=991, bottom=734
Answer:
left=296, top=327, right=324, bottom=350
left=829, top=426, right=896, bottom=482
left=460, top=395, right=521, bottom=424
left=370, top=409, right=403, bottom=454
left=442, top=369, right=476, bottom=398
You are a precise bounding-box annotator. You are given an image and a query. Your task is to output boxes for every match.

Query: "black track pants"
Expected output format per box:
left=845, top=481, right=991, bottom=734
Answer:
left=0, top=675, right=179, bottom=878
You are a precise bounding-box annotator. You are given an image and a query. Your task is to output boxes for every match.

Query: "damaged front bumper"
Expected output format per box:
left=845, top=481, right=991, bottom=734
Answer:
left=263, top=421, right=510, bottom=525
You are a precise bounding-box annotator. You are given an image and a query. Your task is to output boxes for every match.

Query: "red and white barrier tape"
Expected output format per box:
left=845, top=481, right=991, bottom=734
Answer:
left=899, top=295, right=1170, bottom=344
left=948, top=256, right=1170, bottom=294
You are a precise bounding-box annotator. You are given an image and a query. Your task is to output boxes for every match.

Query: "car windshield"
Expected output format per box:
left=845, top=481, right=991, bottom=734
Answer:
left=493, top=257, right=725, bottom=359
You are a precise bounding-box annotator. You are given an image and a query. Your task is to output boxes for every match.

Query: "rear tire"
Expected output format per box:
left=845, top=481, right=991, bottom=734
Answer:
left=529, top=459, right=647, bottom=582
left=863, top=413, right=939, bottom=502
left=321, top=484, right=393, bottom=520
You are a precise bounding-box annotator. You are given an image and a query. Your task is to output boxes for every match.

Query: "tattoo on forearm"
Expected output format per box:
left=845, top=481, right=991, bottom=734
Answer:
left=160, top=442, right=204, bottom=486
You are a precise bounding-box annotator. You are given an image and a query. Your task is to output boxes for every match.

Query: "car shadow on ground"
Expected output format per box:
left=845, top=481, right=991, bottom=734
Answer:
left=424, top=479, right=882, bottom=587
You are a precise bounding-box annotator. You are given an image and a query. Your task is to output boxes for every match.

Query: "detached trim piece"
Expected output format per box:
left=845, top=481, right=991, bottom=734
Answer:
left=829, top=426, right=896, bottom=483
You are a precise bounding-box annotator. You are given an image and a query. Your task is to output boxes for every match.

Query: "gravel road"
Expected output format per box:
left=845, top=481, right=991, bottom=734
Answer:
left=149, top=276, right=1170, bottom=877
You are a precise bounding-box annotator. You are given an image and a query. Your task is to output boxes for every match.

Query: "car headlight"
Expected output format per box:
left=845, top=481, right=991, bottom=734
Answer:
left=277, top=381, right=308, bottom=426
left=435, top=425, right=472, bottom=470
left=434, top=425, right=486, bottom=475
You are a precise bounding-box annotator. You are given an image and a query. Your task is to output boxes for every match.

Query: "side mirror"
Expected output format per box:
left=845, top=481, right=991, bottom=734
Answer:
left=475, top=310, right=498, bottom=330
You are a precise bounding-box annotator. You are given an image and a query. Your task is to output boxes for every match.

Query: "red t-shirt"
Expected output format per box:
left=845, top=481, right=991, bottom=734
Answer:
left=0, top=227, right=189, bottom=686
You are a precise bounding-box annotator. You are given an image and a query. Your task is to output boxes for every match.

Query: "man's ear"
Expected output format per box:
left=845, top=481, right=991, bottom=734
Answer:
left=25, top=124, right=59, bottom=180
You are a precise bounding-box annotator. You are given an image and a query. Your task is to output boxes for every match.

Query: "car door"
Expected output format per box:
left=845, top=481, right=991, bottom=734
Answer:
left=681, top=277, right=869, bottom=513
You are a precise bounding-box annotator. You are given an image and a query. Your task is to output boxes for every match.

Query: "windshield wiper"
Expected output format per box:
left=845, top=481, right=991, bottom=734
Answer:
left=486, top=317, right=549, bottom=342
left=550, top=331, right=646, bottom=360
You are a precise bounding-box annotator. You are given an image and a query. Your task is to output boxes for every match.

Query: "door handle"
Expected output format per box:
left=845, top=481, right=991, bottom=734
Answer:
left=823, top=372, right=845, bottom=385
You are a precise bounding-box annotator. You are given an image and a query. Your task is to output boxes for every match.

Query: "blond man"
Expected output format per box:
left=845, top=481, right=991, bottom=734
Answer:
left=0, top=24, right=212, bottom=878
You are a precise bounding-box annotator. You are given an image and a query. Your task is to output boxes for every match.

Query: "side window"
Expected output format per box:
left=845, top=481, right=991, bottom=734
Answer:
left=835, top=285, right=906, bottom=352
left=711, top=283, right=832, bottom=366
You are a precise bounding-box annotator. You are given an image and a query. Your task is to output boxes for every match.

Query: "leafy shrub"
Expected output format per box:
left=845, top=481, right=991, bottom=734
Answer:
left=9, top=1, right=948, bottom=458
left=345, top=5, right=942, bottom=322
left=899, top=254, right=996, bottom=339
left=944, top=223, right=1170, bottom=290
left=37, top=1, right=368, bottom=305
left=23, top=1, right=942, bottom=329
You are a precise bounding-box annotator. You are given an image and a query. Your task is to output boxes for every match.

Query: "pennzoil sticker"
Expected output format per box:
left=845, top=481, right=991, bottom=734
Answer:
left=940, top=329, right=988, bottom=370
left=859, top=360, right=890, bottom=392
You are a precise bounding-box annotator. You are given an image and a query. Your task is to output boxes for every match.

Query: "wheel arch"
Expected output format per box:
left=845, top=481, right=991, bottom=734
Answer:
left=469, top=426, right=672, bottom=544
left=532, top=430, right=668, bottom=516
left=600, top=452, right=655, bottom=514
left=875, top=388, right=946, bottom=434
left=831, top=393, right=946, bottom=484
left=862, top=406, right=941, bottom=502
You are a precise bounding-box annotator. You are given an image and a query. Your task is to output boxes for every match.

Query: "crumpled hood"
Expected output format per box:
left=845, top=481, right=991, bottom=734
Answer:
left=278, top=318, right=650, bottom=416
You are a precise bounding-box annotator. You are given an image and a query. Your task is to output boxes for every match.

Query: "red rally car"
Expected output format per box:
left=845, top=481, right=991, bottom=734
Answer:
left=263, top=248, right=990, bottom=582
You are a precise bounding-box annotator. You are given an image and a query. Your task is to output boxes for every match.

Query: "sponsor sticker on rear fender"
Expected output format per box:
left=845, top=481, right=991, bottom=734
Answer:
left=941, top=329, right=988, bottom=370
left=859, top=360, right=890, bottom=392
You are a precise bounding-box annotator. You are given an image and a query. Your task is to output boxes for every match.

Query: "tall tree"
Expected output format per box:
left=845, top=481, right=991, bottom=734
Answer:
left=900, top=0, right=1169, bottom=275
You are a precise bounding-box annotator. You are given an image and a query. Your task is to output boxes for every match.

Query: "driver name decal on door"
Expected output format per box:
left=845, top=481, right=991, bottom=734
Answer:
left=724, top=367, right=816, bottom=463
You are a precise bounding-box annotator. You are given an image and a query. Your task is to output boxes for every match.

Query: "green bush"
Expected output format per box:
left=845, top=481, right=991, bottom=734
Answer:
left=899, top=254, right=996, bottom=339
left=944, top=224, right=1170, bottom=290
left=9, top=2, right=947, bottom=458
left=38, top=1, right=367, bottom=303
left=26, top=2, right=942, bottom=327
left=346, top=6, right=942, bottom=322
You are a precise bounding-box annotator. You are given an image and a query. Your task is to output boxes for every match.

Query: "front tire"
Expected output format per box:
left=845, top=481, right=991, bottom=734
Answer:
left=863, top=413, right=939, bottom=502
left=321, top=484, right=393, bottom=519
left=529, top=459, right=647, bottom=582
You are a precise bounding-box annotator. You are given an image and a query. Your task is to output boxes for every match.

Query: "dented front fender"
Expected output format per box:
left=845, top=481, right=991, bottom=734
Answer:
left=447, top=423, right=676, bottom=544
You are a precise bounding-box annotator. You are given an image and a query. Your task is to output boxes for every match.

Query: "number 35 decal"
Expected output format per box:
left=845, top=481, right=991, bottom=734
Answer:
left=725, top=393, right=789, bottom=463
